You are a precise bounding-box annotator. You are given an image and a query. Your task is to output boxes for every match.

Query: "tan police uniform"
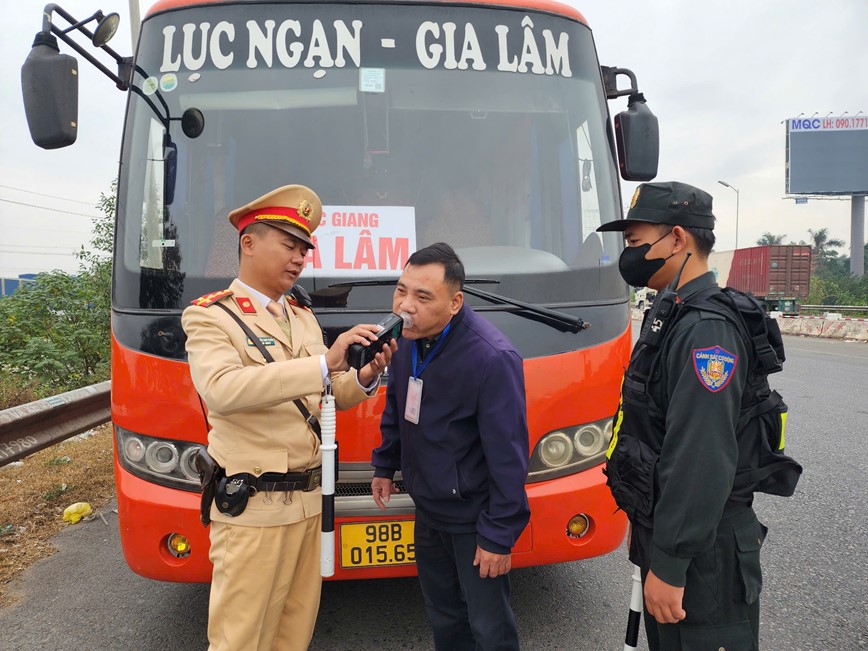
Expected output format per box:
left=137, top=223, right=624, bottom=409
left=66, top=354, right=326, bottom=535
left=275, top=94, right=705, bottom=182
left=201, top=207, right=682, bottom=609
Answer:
left=182, top=185, right=377, bottom=651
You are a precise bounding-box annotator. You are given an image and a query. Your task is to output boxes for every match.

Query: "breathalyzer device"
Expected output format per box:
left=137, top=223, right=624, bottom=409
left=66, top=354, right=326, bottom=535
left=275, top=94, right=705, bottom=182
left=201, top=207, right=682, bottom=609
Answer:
left=347, top=312, right=411, bottom=369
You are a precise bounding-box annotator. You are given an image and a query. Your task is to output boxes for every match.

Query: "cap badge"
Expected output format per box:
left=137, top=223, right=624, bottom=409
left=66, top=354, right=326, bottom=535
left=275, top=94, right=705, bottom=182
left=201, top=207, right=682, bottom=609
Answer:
left=630, top=187, right=641, bottom=209
left=298, top=200, right=313, bottom=219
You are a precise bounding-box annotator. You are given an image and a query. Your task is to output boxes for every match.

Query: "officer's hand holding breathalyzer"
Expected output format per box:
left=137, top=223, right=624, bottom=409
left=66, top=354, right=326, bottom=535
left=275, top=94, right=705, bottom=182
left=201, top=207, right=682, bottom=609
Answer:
left=324, top=313, right=410, bottom=383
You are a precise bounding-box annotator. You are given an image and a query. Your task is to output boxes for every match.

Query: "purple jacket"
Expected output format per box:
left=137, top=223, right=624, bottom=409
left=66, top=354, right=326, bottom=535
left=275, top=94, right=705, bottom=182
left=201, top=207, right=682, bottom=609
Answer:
left=372, top=305, right=530, bottom=553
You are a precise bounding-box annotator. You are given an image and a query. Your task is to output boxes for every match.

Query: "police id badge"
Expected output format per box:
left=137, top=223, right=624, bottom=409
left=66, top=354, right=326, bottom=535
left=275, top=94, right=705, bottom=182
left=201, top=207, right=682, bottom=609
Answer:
left=247, top=336, right=276, bottom=347
left=405, top=377, right=423, bottom=424
left=692, top=345, right=737, bottom=392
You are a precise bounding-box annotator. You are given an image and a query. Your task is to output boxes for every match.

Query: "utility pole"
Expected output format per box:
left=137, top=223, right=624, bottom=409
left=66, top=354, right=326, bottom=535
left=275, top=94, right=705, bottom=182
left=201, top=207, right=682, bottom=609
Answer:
left=128, top=0, right=141, bottom=51
left=851, top=195, right=865, bottom=277
left=718, top=180, right=740, bottom=249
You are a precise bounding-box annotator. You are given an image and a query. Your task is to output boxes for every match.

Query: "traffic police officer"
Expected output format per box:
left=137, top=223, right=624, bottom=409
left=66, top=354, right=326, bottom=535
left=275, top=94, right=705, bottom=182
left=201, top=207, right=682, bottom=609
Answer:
left=182, top=184, right=395, bottom=651
left=599, top=182, right=769, bottom=650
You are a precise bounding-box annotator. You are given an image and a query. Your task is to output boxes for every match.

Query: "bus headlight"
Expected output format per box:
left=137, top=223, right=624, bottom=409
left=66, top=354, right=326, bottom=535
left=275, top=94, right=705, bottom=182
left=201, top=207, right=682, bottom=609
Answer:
left=123, top=436, right=146, bottom=463
left=145, top=441, right=179, bottom=473
left=179, top=447, right=201, bottom=482
left=115, top=425, right=204, bottom=492
left=574, top=424, right=607, bottom=457
left=527, top=417, right=614, bottom=483
left=539, top=432, right=573, bottom=468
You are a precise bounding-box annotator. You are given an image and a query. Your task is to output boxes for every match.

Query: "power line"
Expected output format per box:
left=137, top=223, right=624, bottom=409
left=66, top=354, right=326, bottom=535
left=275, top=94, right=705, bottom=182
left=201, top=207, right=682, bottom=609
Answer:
left=0, top=243, right=79, bottom=251
left=14, top=226, right=93, bottom=235
left=0, top=198, right=99, bottom=218
left=0, top=266, right=72, bottom=272
left=0, top=183, right=97, bottom=206
left=0, top=249, right=76, bottom=257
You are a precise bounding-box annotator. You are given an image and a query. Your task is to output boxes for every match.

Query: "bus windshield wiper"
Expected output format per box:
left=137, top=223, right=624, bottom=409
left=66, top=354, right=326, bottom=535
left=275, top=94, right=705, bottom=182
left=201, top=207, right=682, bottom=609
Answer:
left=326, top=278, right=500, bottom=288
left=325, top=279, right=588, bottom=332
left=461, top=286, right=590, bottom=334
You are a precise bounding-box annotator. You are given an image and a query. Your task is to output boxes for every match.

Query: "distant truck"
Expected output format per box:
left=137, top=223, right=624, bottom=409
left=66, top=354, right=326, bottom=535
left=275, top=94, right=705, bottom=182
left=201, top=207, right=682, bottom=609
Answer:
left=709, top=245, right=812, bottom=313
left=634, top=287, right=657, bottom=311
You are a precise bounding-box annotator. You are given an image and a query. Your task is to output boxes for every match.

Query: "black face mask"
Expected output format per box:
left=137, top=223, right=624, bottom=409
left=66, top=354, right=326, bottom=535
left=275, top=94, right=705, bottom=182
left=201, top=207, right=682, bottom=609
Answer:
left=618, top=230, right=674, bottom=287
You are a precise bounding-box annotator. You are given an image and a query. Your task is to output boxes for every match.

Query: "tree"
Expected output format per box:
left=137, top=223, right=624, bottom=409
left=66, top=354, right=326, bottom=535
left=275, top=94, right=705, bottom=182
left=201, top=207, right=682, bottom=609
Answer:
left=0, top=182, right=115, bottom=394
left=806, top=236, right=868, bottom=307
left=756, top=232, right=787, bottom=246
left=807, top=227, right=845, bottom=272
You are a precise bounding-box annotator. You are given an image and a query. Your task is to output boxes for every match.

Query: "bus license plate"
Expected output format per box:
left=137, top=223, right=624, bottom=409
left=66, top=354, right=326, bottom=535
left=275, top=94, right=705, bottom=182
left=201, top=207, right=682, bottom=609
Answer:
left=340, top=521, right=416, bottom=568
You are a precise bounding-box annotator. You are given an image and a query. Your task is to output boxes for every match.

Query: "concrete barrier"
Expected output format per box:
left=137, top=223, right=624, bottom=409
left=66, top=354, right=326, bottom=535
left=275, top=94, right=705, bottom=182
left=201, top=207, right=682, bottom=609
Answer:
left=633, top=308, right=868, bottom=342
left=777, top=315, right=868, bottom=342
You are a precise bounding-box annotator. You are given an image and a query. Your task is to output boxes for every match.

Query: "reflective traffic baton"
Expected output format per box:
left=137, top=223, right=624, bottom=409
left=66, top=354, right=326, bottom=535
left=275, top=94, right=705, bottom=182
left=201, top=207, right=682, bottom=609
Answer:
left=320, top=390, right=336, bottom=577
left=624, top=563, right=643, bottom=651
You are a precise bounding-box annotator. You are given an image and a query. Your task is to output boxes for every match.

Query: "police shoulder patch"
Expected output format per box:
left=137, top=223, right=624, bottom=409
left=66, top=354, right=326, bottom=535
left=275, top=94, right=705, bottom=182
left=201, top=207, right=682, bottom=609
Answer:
left=191, top=289, right=233, bottom=307
left=692, top=345, right=737, bottom=392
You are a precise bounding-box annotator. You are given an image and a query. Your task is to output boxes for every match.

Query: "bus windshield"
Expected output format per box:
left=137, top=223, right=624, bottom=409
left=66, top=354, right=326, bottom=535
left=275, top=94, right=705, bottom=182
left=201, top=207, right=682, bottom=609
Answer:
left=115, top=2, right=625, bottom=312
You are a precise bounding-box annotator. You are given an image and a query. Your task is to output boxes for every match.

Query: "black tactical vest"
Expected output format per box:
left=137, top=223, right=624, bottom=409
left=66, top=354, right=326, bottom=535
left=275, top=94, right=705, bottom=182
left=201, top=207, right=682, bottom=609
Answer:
left=605, top=286, right=802, bottom=534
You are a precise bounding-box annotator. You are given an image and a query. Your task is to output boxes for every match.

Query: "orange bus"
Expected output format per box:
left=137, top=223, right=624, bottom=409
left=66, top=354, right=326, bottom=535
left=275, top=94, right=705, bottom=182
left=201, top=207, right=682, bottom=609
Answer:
left=23, top=0, right=658, bottom=581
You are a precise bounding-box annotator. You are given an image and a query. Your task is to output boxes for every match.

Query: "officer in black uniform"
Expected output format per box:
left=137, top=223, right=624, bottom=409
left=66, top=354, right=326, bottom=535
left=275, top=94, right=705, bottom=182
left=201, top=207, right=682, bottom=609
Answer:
left=599, top=182, right=769, bottom=651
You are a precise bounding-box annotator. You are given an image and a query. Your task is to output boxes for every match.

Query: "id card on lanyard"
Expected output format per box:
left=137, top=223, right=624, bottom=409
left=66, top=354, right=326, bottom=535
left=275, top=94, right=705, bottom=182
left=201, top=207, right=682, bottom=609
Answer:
left=405, top=323, right=451, bottom=424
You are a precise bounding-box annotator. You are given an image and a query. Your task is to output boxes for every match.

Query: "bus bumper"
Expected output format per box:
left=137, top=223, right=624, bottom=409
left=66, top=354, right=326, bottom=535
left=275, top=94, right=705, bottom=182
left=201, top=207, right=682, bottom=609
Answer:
left=115, top=464, right=213, bottom=582
left=115, top=463, right=625, bottom=582
left=514, top=464, right=628, bottom=568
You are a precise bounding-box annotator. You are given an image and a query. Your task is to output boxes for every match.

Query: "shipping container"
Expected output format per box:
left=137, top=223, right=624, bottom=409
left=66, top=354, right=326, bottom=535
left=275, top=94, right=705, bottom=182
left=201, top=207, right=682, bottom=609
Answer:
left=708, top=245, right=811, bottom=312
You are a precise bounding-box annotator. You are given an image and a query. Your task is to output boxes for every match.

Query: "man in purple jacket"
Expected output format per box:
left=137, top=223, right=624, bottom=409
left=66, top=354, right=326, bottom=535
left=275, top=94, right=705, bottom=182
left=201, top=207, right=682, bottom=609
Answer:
left=371, top=242, right=530, bottom=651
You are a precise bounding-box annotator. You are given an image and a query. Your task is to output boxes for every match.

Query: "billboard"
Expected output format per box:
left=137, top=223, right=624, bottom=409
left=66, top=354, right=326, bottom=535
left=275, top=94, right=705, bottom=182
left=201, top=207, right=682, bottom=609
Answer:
left=786, top=116, right=868, bottom=195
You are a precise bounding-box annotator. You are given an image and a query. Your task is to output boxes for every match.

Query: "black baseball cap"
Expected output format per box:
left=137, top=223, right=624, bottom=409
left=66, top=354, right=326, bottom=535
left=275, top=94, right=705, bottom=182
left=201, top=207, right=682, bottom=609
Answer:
left=597, top=181, right=716, bottom=232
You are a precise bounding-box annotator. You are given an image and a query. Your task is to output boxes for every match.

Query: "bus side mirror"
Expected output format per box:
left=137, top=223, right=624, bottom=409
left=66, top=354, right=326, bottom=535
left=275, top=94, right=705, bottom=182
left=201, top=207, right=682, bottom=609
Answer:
left=21, top=32, right=79, bottom=149
left=164, top=139, right=178, bottom=205
left=614, top=92, right=659, bottom=181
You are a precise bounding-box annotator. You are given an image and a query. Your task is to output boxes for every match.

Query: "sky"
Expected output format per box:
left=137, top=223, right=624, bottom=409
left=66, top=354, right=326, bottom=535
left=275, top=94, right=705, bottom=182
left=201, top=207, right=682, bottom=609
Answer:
left=1, top=0, right=866, bottom=277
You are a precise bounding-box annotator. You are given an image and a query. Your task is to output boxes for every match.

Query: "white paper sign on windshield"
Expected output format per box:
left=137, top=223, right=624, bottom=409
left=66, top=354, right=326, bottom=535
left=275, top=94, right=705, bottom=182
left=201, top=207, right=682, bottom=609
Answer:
left=302, top=205, right=416, bottom=277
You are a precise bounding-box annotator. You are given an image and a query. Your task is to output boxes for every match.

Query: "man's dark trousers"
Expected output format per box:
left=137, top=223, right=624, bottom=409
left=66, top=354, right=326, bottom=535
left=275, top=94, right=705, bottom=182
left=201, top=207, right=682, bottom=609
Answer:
left=414, top=516, right=520, bottom=651
left=642, top=508, right=765, bottom=651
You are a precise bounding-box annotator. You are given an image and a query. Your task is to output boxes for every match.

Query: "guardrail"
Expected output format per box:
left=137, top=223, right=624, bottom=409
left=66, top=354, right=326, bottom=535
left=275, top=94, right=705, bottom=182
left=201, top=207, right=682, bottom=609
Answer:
left=0, top=381, right=110, bottom=468
left=798, top=305, right=868, bottom=313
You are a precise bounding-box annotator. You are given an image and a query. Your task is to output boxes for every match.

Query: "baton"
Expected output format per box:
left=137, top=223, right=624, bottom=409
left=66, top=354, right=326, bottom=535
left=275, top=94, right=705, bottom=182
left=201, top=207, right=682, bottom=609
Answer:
left=623, top=563, right=643, bottom=651
left=320, top=391, right=336, bottom=577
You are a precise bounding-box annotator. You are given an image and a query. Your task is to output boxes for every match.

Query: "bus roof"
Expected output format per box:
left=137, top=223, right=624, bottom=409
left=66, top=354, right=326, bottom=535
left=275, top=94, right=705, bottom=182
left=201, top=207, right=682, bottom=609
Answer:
left=144, top=0, right=588, bottom=26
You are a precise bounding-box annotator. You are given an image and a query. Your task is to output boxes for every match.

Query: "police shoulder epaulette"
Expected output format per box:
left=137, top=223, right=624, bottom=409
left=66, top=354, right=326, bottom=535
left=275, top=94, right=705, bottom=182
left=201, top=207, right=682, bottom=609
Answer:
left=190, top=289, right=233, bottom=307
left=286, top=296, right=312, bottom=312
left=288, top=285, right=313, bottom=310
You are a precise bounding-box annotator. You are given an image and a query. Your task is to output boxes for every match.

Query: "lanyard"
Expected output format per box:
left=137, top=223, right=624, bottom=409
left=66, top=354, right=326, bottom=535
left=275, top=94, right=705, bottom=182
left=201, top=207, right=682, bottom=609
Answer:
left=411, top=323, right=451, bottom=379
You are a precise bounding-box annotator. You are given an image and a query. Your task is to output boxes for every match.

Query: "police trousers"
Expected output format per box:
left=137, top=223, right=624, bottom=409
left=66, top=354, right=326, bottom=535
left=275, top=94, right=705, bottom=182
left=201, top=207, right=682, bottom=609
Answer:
left=207, top=515, right=322, bottom=651
left=414, top=516, right=520, bottom=651
left=643, top=508, right=767, bottom=651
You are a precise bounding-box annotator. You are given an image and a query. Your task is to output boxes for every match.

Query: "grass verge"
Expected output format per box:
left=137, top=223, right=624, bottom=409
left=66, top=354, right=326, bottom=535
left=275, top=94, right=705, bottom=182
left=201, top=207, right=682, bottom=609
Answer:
left=0, top=423, right=115, bottom=609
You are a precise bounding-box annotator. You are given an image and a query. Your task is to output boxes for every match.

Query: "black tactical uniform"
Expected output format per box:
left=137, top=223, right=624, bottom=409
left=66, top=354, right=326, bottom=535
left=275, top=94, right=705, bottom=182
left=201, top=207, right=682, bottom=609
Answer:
left=615, top=272, right=767, bottom=649
left=600, top=182, right=771, bottom=651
